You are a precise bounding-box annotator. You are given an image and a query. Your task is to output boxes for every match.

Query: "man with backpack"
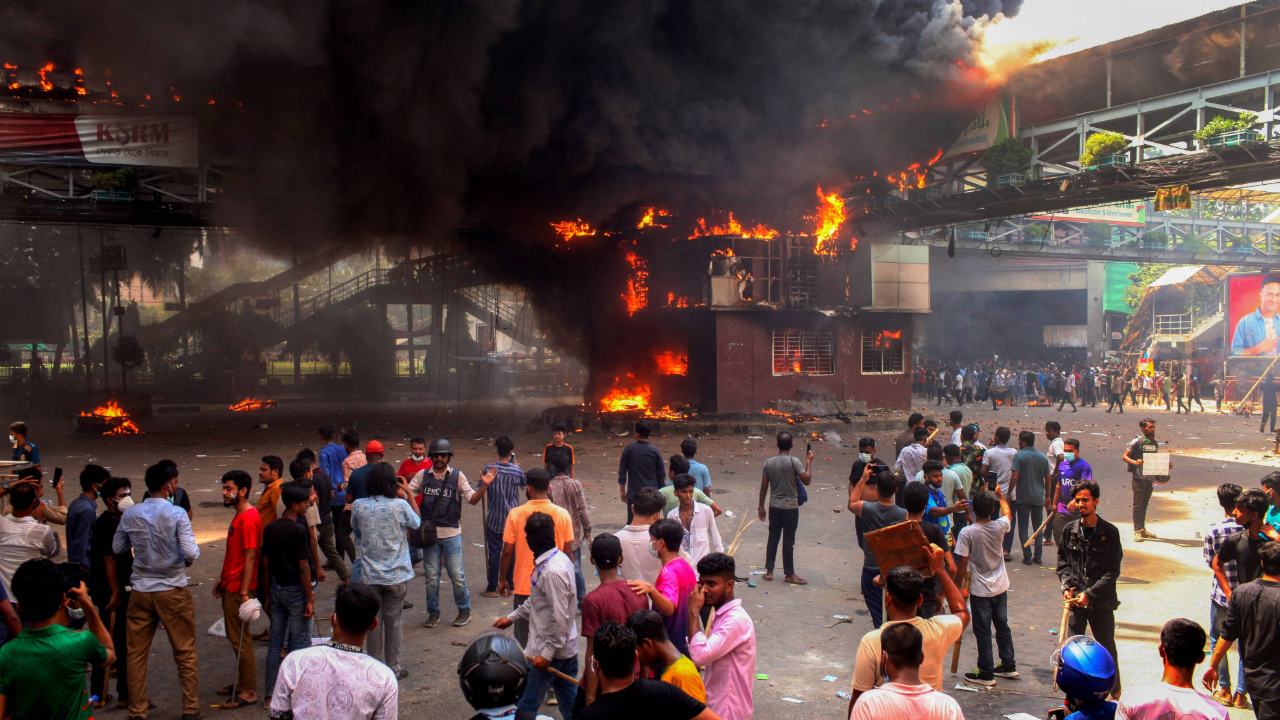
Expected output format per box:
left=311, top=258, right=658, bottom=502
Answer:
left=758, top=431, right=813, bottom=585
left=406, top=438, right=476, bottom=629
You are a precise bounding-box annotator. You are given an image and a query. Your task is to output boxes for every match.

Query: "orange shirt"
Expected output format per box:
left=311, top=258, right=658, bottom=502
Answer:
left=502, top=499, right=574, bottom=596
left=256, top=480, right=284, bottom=529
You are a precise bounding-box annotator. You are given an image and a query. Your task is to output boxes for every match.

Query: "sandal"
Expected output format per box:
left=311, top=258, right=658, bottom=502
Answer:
left=92, top=695, right=113, bottom=708
left=784, top=575, right=808, bottom=585
left=216, top=685, right=236, bottom=696
left=218, top=695, right=257, bottom=710
left=762, top=573, right=774, bottom=581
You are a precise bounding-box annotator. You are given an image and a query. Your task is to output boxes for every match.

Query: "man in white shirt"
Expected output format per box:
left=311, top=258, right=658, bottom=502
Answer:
left=667, top=475, right=723, bottom=570
left=894, top=427, right=931, bottom=486
left=616, top=487, right=666, bottom=584
left=849, top=621, right=965, bottom=720
left=269, top=583, right=398, bottom=720
left=948, top=411, right=964, bottom=447
left=1119, top=618, right=1228, bottom=720
left=981, top=427, right=1018, bottom=560
left=0, top=483, right=57, bottom=595
left=847, top=546, right=968, bottom=713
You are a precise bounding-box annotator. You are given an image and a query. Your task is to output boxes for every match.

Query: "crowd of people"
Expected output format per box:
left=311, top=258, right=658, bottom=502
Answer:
left=0, top=408, right=1279, bottom=720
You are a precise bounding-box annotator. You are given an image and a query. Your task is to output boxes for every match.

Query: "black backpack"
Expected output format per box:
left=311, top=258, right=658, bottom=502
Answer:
left=408, top=469, right=459, bottom=549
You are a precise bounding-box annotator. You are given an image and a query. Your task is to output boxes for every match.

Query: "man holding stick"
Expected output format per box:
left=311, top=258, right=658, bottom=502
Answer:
left=1057, top=479, right=1124, bottom=699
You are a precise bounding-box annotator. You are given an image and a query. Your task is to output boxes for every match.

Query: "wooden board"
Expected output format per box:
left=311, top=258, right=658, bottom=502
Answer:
left=863, top=520, right=934, bottom=578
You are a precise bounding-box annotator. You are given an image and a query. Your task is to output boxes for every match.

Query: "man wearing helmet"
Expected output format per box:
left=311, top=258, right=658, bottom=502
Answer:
left=1057, top=479, right=1124, bottom=699
left=1054, top=635, right=1118, bottom=720
left=457, top=630, right=554, bottom=720
left=406, top=437, right=478, bottom=629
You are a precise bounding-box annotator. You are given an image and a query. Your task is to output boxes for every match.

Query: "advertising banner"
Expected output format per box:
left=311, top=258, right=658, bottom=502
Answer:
left=1227, top=272, right=1280, bottom=357
left=941, top=94, right=1014, bottom=162
left=1031, top=201, right=1146, bottom=227
left=0, top=112, right=198, bottom=167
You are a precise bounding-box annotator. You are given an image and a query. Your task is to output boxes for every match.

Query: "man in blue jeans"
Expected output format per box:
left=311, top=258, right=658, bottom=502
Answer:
left=954, top=489, right=1017, bottom=686
left=262, top=483, right=315, bottom=701
left=1009, top=430, right=1051, bottom=566
left=472, top=436, right=527, bottom=596
left=1204, top=482, right=1249, bottom=707
left=494, top=512, right=579, bottom=717
left=409, top=437, right=477, bottom=628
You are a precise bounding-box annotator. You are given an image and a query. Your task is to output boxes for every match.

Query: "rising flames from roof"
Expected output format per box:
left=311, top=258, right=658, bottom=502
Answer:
left=809, top=185, right=847, bottom=257
left=688, top=212, right=779, bottom=240
left=551, top=219, right=597, bottom=242
left=637, top=207, right=670, bottom=229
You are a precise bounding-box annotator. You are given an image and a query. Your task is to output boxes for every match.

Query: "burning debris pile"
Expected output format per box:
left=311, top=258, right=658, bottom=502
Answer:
left=228, top=398, right=277, bottom=412
left=78, top=399, right=142, bottom=435
left=597, top=375, right=689, bottom=420
left=761, top=408, right=821, bottom=424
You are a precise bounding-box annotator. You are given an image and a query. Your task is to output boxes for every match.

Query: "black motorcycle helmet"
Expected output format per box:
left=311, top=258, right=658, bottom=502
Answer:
left=428, top=438, right=453, bottom=457
left=458, top=630, right=528, bottom=710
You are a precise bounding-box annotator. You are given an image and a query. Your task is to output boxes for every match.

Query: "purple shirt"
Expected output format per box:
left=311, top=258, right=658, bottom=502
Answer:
left=1055, top=458, right=1093, bottom=513
left=656, top=557, right=697, bottom=656
left=689, top=598, right=756, bottom=720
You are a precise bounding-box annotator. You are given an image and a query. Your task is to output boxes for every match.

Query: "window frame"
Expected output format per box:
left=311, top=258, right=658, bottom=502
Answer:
left=861, top=330, right=905, bottom=375
left=771, top=328, right=834, bottom=377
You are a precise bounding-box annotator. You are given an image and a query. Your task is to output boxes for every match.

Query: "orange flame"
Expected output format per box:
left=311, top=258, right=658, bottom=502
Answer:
left=653, top=350, right=688, bottom=376
left=928, top=147, right=944, bottom=165
left=37, top=62, right=53, bottom=92
left=637, top=207, right=670, bottom=229
left=79, top=399, right=142, bottom=435
left=551, top=219, right=597, bottom=242
left=688, top=212, right=779, bottom=240
left=871, top=330, right=902, bottom=348
left=75, top=87, right=86, bottom=96
left=598, top=375, right=684, bottom=418
left=761, top=408, right=818, bottom=424
left=229, top=398, right=277, bottom=412
left=712, top=248, right=735, bottom=257
left=622, top=252, right=649, bottom=316
left=808, top=185, right=847, bottom=257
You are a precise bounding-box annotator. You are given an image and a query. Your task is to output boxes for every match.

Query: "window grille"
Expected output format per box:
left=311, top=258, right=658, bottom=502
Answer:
left=861, top=330, right=904, bottom=374
left=772, top=329, right=834, bottom=376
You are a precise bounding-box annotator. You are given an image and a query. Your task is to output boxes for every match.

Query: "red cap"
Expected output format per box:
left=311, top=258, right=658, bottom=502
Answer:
left=365, top=440, right=384, bottom=454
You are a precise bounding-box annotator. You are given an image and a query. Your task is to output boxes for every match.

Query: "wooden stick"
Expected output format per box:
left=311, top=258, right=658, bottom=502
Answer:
left=1023, top=513, right=1053, bottom=548
left=527, top=657, right=578, bottom=683
left=949, top=572, right=971, bottom=673
left=727, top=518, right=756, bottom=556
left=1052, top=600, right=1073, bottom=692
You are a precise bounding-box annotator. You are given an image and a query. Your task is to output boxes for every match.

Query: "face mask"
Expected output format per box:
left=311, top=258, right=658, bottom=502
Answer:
left=7, top=435, right=12, bottom=445
left=1063, top=452, right=1076, bottom=462
left=649, top=541, right=661, bottom=559
left=411, top=454, right=425, bottom=462
left=117, top=495, right=134, bottom=511
left=67, top=606, right=86, bottom=620
left=858, top=453, right=871, bottom=462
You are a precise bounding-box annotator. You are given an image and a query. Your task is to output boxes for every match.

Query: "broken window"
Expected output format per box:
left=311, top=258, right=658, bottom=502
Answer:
left=771, top=329, right=833, bottom=376
left=861, top=330, right=904, bottom=374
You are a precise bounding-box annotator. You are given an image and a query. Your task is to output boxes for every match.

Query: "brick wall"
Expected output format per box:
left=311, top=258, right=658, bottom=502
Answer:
left=713, top=312, right=912, bottom=413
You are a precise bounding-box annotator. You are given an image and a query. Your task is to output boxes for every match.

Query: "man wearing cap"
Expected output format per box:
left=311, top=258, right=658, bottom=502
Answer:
left=406, top=438, right=478, bottom=629
left=1233, top=275, right=1280, bottom=357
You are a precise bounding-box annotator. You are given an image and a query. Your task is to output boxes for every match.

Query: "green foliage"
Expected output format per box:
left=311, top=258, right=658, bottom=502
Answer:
left=1193, top=111, right=1258, bottom=142
left=111, top=335, right=146, bottom=370
left=981, top=136, right=1031, bottom=176
left=1080, top=132, right=1128, bottom=168
left=1084, top=223, right=1112, bottom=247
left=89, top=167, right=139, bottom=193
left=1123, top=263, right=1172, bottom=310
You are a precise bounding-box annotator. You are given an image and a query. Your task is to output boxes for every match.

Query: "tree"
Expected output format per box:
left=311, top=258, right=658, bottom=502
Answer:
left=1123, top=264, right=1173, bottom=310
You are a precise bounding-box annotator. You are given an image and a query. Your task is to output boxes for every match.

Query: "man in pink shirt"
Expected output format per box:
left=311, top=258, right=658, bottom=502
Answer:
left=628, top=519, right=697, bottom=656
left=687, top=552, right=755, bottom=720
left=849, top=622, right=964, bottom=720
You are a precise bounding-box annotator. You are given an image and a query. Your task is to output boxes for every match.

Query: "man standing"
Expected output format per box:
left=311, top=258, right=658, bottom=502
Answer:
left=682, top=438, right=713, bottom=493
left=345, top=441, right=383, bottom=508
left=88, top=477, right=133, bottom=710
left=955, top=489, right=1017, bottom=686
left=543, top=423, right=576, bottom=478
left=849, top=468, right=908, bottom=627
left=406, top=438, right=476, bottom=629
left=618, top=420, right=666, bottom=524
left=8, top=422, right=39, bottom=471
left=471, top=436, right=526, bottom=597
left=944, top=445, right=973, bottom=537
left=1059, top=367, right=1078, bottom=412
left=850, top=438, right=891, bottom=548
left=1057, top=479, right=1124, bottom=698
left=894, top=427, right=930, bottom=487
left=1231, top=274, right=1280, bottom=356
left=757, top=431, right=812, bottom=585
left=1204, top=483, right=1248, bottom=708
left=616, top=487, right=665, bottom=585
left=256, top=454, right=286, bottom=526
left=1205, top=542, right=1280, bottom=719
left=318, top=425, right=354, bottom=564
left=263, top=483, right=316, bottom=703
left=631, top=608, right=705, bottom=701
left=213, top=470, right=261, bottom=710
left=1212, top=489, right=1279, bottom=596
left=1009, top=431, right=1051, bottom=566
left=1108, top=371, right=1126, bottom=413
left=350, top=465, right=420, bottom=679
left=548, top=453, right=592, bottom=609
left=629, top=519, right=698, bottom=656
left=1261, top=375, right=1279, bottom=434
left=948, top=411, right=964, bottom=447
left=895, top=413, right=925, bottom=460
left=498, top=469, right=574, bottom=647
left=577, top=623, right=714, bottom=720
left=580, top=535, right=649, bottom=706
left=669, top=474, right=724, bottom=570
left=1120, top=618, right=1228, bottom=720
left=848, top=623, right=964, bottom=720
left=66, top=465, right=107, bottom=572
left=396, top=437, right=431, bottom=482
left=687, top=553, right=755, bottom=720
left=1123, top=419, right=1166, bottom=542
left=494, top=512, right=579, bottom=716
left=1049, top=439, right=1091, bottom=547
left=298, top=448, right=347, bottom=584
left=0, top=483, right=57, bottom=595
left=112, top=462, right=200, bottom=720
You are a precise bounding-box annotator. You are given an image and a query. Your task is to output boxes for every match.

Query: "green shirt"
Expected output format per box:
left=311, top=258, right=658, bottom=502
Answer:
left=660, top=485, right=713, bottom=515
left=0, top=624, right=107, bottom=720
left=948, top=462, right=975, bottom=496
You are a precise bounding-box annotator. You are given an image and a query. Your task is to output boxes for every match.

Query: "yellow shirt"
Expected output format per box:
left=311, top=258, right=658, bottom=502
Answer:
left=661, top=655, right=707, bottom=703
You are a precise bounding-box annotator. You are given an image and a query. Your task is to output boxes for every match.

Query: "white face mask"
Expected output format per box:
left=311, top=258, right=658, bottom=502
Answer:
left=649, top=542, right=661, bottom=559
left=117, top=495, right=135, bottom=511
left=411, top=453, right=425, bottom=462
left=7, top=435, right=13, bottom=445
left=858, top=453, right=871, bottom=462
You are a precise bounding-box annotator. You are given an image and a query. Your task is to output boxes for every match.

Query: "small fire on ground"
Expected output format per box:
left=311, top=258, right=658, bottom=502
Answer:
left=598, top=375, right=685, bottom=419
left=229, top=398, right=278, bottom=412
left=762, top=407, right=819, bottom=424
left=79, top=399, right=142, bottom=435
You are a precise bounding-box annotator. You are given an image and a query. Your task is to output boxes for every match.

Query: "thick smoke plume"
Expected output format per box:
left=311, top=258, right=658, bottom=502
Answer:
left=0, top=0, right=1020, bottom=242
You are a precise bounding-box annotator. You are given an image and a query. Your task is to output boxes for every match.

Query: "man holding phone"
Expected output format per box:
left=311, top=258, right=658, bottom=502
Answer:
left=758, top=431, right=812, bottom=585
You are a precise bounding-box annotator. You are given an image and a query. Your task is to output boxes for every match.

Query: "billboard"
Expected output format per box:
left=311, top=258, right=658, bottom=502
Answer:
left=940, top=94, right=1014, bottom=162
left=1031, top=201, right=1147, bottom=227
left=0, top=112, right=198, bottom=167
left=1228, top=273, right=1280, bottom=357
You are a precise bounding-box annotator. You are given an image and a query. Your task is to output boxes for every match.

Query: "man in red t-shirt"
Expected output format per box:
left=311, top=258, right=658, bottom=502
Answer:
left=397, top=438, right=432, bottom=482
left=579, top=534, right=649, bottom=710
left=215, top=469, right=262, bottom=709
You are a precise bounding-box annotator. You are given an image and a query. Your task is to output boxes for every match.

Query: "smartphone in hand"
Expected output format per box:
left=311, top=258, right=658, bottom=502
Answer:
left=51, top=467, right=63, bottom=488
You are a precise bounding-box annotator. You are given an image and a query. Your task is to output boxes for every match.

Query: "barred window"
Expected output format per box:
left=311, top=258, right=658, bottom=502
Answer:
left=862, top=330, right=904, bottom=374
left=771, top=329, right=833, bottom=376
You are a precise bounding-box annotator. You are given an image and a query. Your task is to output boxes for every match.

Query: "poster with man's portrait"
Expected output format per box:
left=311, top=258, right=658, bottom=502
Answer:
left=1229, top=273, right=1280, bottom=357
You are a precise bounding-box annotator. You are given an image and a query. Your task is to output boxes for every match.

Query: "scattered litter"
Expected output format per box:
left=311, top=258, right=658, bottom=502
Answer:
left=748, top=435, right=763, bottom=439
left=954, top=683, right=984, bottom=693
left=196, top=454, right=208, bottom=457
left=823, top=675, right=838, bottom=683
left=450, top=641, right=467, bottom=647
left=832, top=614, right=850, bottom=620
left=472, top=543, right=485, bottom=548
left=755, top=674, right=769, bottom=680
left=725, top=510, right=735, bottom=518
left=1049, top=628, right=1058, bottom=635
left=755, top=605, right=764, bottom=608
left=1220, top=443, right=1235, bottom=445
left=835, top=691, right=852, bottom=700
left=750, top=570, right=767, bottom=575
left=781, top=697, right=804, bottom=703
left=1006, top=714, right=1042, bottom=720
left=747, top=581, right=756, bottom=588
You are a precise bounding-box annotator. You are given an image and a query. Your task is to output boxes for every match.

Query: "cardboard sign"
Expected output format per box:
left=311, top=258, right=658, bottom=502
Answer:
left=864, top=520, right=935, bottom=578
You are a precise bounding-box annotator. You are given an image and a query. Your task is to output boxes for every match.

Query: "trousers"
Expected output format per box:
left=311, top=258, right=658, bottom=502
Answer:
left=266, top=581, right=311, bottom=697
left=518, top=655, right=579, bottom=720
left=1068, top=606, right=1120, bottom=695
left=485, top=525, right=513, bottom=593
left=423, top=534, right=471, bottom=615
left=970, top=592, right=1015, bottom=674
left=221, top=590, right=257, bottom=696
left=126, top=587, right=199, bottom=718
left=366, top=581, right=408, bottom=672
left=90, top=590, right=130, bottom=705
left=335, top=507, right=356, bottom=561
left=1209, top=601, right=1247, bottom=695
left=1132, top=478, right=1154, bottom=531
left=1015, top=503, right=1044, bottom=563
left=1262, top=403, right=1278, bottom=433
left=317, top=522, right=349, bottom=580
left=765, top=506, right=799, bottom=577
left=861, top=567, right=885, bottom=628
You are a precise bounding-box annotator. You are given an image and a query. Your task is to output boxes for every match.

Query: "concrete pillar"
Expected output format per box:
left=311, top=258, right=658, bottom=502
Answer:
left=1086, top=261, right=1107, bottom=361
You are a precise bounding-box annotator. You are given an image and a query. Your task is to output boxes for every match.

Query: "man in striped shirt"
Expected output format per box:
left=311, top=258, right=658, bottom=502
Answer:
left=1205, top=483, right=1247, bottom=708
left=472, top=436, right=526, bottom=597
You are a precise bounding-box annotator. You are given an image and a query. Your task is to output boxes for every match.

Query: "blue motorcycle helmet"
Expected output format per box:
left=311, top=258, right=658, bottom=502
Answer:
left=1053, top=636, right=1117, bottom=702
